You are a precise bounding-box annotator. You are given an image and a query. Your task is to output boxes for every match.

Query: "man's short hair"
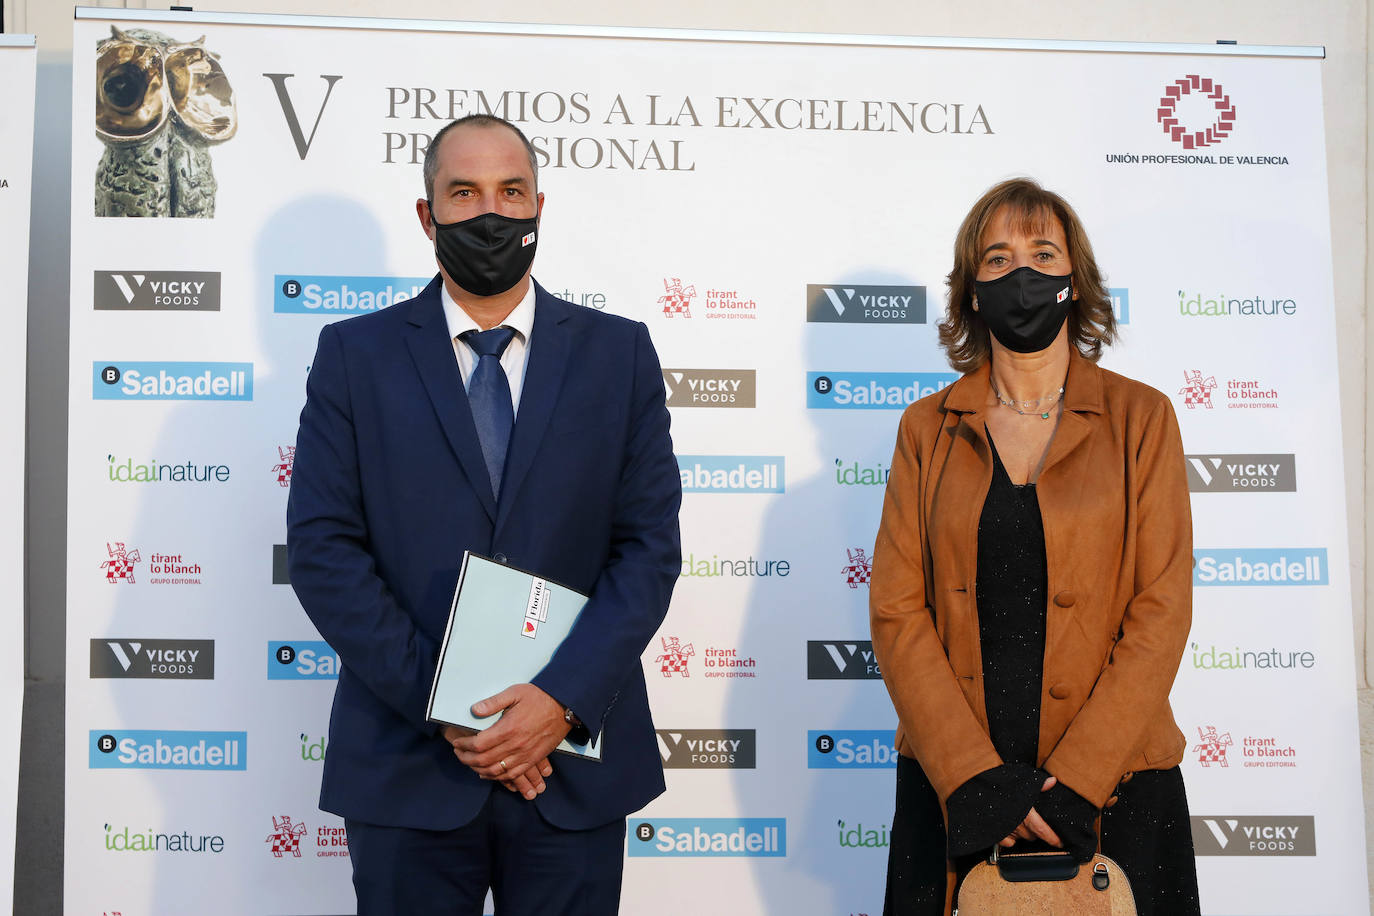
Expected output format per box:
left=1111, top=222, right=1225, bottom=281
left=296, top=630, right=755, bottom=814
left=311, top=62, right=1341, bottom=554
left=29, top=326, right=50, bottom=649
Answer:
left=423, top=114, right=540, bottom=201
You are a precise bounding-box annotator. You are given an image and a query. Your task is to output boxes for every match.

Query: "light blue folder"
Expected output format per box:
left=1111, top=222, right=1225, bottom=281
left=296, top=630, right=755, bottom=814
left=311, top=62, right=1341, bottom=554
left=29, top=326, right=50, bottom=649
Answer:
left=426, top=551, right=602, bottom=760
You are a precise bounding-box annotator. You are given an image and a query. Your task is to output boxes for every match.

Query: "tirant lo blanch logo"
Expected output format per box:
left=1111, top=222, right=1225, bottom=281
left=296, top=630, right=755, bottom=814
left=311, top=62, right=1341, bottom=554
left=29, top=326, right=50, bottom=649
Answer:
left=1193, top=725, right=1233, bottom=768
left=266, top=816, right=307, bottom=859
left=653, top=636, right=694, bottom=678
left=100, top=542, right=140, bottom=583
left=272, top=446, right=295, bottom=488
left=658, top=278, right=696, bottom=318
left=842, top=548, right=872, bottom=589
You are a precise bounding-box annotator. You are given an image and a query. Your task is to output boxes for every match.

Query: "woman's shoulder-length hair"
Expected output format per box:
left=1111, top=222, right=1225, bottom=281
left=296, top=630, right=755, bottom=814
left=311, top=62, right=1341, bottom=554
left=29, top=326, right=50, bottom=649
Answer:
left=937, top=177, right=1117, bottom=374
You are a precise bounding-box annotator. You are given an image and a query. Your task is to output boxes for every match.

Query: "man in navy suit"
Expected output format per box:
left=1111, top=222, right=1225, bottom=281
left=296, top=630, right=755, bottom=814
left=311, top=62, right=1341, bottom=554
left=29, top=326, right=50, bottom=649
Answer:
left=286, top=113, right=681, bottom=915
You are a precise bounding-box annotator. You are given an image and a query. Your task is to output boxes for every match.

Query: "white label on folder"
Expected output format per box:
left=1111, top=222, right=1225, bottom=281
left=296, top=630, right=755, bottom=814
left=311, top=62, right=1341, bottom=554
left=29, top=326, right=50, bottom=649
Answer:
left=523, top=578, right=550, bottom=639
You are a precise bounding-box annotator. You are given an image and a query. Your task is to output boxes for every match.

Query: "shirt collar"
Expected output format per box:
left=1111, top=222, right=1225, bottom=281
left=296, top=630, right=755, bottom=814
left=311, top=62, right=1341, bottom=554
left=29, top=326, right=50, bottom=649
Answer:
left=441, top=280, right=536, bottom=345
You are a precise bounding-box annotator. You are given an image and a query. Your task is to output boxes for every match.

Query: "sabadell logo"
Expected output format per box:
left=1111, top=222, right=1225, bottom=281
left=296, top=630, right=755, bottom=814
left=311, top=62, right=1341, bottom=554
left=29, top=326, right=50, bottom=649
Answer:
left=629, top=818, right=785, bottom=857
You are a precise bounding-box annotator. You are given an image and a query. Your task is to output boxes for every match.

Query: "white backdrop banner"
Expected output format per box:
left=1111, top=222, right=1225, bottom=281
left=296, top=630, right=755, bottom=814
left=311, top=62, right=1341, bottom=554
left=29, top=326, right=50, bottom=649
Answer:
left=65, top=10, right=1363, bottom=916
left=1, top=33, right=36, bottom=916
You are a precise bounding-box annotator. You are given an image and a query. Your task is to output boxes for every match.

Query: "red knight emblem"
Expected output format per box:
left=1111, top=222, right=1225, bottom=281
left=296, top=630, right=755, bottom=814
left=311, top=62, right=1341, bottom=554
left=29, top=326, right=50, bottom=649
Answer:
left=653, top=636, right=694, bottom=677
left=842, top=548, right=872, bottom=589
left=266, top=815, right=307, bottom=858
left=658, top=278, right=696, bottom=318
left=100, top=542, right=141, bottom=584
left=1178, top=370, right=1217, bottom=409
left=273, top=446, right=296, bottom=488
left=1193, top=725, right=1233, bottom=768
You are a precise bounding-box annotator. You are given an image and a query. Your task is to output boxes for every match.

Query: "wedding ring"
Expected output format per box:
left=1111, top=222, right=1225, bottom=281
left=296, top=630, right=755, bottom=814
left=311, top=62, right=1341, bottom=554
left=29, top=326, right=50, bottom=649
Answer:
left=499, top=760, right=508, bottom=773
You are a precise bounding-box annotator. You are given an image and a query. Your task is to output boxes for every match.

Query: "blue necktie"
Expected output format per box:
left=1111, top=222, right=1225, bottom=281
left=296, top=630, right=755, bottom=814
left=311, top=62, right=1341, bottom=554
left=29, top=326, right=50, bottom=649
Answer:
left=459, top=326, right=517, bottom=498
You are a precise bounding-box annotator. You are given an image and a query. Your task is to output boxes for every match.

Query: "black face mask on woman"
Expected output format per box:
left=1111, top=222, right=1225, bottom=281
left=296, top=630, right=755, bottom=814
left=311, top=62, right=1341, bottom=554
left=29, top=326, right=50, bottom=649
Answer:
left=973, top=266, right=1074, bottom=354
left=429, top=207, right=538, bottom=297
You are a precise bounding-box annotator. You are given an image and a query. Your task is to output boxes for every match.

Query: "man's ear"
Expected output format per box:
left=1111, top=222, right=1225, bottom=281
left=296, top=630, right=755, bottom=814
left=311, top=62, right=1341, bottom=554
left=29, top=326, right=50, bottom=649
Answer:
left=417, top=198, right=435, bottom=240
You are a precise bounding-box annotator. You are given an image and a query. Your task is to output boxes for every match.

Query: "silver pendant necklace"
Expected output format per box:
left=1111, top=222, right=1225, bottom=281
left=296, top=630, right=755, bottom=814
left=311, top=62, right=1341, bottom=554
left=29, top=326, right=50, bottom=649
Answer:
left=990, top=378, right=1064, bottom=420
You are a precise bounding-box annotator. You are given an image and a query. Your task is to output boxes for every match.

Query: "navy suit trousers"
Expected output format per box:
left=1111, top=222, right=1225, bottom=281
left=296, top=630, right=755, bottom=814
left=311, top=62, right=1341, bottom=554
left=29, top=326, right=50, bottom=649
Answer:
left=347, top=791, right=625, bottom=916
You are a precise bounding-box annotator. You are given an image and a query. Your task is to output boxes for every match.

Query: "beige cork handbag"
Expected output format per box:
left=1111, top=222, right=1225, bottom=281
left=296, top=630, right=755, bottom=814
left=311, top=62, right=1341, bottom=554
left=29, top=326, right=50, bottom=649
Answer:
left=954, top=846, right=1137, bottom=916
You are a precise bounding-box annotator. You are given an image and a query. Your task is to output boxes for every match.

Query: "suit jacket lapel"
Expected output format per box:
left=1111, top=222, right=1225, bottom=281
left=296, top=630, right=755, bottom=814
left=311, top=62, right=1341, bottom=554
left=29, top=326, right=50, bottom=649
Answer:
left=496, top=285, right=571, bottom=536
left=403, top=279, right=498, bottom=522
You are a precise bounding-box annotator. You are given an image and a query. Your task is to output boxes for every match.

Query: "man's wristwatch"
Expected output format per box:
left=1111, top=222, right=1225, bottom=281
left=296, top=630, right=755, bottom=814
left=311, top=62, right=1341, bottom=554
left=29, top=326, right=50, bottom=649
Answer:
left=563, top=706, right=591, bottom=746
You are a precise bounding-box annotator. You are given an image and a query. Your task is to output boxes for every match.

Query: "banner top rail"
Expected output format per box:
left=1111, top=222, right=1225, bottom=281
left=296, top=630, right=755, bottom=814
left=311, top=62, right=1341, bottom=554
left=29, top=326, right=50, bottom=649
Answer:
left=73, top=8, right=1325, bottom=59
left=0, top=35, right=37, bottom=48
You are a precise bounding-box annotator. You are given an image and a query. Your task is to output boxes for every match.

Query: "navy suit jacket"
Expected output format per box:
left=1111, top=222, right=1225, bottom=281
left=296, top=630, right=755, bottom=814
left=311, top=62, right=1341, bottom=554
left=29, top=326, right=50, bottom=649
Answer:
left=286, top=277, right=681, bottom=831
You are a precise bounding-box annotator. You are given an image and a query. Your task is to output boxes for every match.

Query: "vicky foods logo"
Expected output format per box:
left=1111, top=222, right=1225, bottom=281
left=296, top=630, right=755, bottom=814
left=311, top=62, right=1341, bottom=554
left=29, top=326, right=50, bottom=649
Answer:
left=94, top=271, right=220, bottom=311
left=90, top=639, right=214, bottom=679
left=272, top=544, right=291, bottom=584
left=1191, top=816, right=1315, bottom=856
left=807, top=641, right=882, bottom=680
left=1186, top=454, right=1296, bottom=492
left=656, top=729, right=757, bottom=769
left=806, top=285, right=926, bottom=324
left=662, top=369, right=756, bottom=407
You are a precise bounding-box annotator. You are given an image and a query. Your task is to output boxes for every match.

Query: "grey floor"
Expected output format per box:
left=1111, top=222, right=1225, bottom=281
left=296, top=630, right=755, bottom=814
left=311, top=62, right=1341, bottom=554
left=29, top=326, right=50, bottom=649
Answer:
left=14, top=679, right=1374, bottom=912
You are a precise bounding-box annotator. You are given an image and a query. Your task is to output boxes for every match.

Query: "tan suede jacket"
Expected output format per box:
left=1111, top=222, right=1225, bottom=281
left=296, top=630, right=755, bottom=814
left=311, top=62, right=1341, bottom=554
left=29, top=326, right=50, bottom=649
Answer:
left=869, top=352, right=1192, bottom=811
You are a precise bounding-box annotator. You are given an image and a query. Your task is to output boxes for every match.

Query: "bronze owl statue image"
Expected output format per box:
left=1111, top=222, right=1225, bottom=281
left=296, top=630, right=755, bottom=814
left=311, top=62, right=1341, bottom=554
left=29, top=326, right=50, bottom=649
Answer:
left=94, top=26, right=237, bottom=218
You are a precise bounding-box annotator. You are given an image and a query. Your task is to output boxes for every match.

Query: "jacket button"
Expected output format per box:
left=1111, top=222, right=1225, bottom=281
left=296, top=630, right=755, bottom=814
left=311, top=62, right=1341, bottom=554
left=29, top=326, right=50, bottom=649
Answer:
left=1048, top=683, right=1071, bottom=700
left=1120, top=771, right=1135, bottom=784
left=493, top=553, right=508, bottom=564
left=1053, top=591, right=1076, bottom=607
left=1105, top=795, right=1119, bottom=807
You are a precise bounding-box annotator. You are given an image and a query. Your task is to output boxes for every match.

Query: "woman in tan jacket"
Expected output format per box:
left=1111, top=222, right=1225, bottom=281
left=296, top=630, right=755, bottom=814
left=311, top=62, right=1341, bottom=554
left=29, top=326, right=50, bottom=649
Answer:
left=869, top=178, right=1200, bottom=916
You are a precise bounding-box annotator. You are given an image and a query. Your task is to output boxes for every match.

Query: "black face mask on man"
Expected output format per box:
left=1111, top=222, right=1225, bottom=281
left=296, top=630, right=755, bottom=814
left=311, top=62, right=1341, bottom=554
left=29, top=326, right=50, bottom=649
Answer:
left=429, top=207, right=538, bottom=297
left=973, top=266, right=1074, bottom=354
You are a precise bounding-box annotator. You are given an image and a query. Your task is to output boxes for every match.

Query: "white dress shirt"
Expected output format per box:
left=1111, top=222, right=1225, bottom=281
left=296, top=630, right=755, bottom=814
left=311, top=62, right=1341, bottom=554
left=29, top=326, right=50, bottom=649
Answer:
left=440, top=281, right=536, bottom=418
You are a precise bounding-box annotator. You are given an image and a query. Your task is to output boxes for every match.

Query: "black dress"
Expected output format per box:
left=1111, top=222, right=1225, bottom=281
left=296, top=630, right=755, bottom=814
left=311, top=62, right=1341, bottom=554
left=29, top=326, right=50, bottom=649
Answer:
left=883, top=436, right=1200, bottom=916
